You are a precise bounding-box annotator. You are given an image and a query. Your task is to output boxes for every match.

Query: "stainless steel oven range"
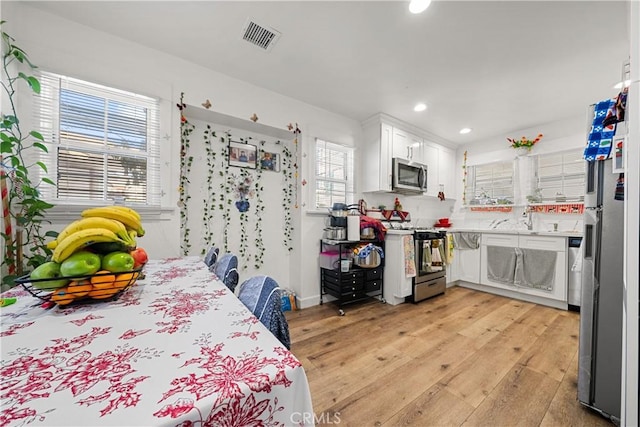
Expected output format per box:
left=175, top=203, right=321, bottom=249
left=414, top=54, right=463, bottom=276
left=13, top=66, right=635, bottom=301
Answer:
left=410, top=229, right=447, bottom=303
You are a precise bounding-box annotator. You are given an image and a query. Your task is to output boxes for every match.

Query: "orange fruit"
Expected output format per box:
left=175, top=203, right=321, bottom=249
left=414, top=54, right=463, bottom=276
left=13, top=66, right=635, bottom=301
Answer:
left=50, top=287, right=74, bottom=305
left=67, top=279, right=93, bottom=298
left=88, top=286, right=119, bottom=299
left=114, top=272, right=139, bottom=290
left=90, top=270, right=116, bottom=289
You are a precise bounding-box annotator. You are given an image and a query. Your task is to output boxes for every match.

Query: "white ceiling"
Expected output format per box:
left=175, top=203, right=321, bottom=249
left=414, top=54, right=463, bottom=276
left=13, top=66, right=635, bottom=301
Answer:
left=26, top=1, right=629, bottom=145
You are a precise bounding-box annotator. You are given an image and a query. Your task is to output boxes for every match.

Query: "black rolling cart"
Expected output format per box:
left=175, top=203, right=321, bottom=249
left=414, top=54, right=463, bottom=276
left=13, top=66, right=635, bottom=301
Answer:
left=319, top=238, right=385, bottom=316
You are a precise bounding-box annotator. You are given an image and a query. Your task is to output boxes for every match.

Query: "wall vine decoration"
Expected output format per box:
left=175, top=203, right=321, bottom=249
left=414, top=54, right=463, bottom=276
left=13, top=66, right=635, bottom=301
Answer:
left=253, top=141, right=266, bottom=269
left=279, top=142, right=294, bottom=251
left=219, top=133, right=232, bottom=253
left=201, top=124, right=217, bottom=253
left=179, top=105, right=298, bottom=267
left=178, top=94, right=195, bottom=255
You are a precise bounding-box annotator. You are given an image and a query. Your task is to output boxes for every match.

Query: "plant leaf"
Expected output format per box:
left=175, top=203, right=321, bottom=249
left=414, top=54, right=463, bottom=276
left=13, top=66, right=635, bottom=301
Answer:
left=33, top=142, right=48, bottom=153
left=42, top=177, right=55, bottom=186
left=36, top=161, right=47, bottom=173
left=1, top=140, right=13, bottom=153
left=27, top=76, right=40, bottom=94
left=29, top=130, right=44, bottom=141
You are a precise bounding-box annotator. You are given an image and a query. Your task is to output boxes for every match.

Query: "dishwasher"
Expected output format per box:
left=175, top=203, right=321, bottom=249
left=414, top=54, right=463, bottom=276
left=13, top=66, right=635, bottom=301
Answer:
left=567, top=236, right=583, bottom=311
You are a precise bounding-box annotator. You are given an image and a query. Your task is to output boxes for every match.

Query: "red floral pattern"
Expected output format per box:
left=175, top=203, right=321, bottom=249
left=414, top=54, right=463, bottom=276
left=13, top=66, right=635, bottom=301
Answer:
left=1, top=257, right=312, bottom=426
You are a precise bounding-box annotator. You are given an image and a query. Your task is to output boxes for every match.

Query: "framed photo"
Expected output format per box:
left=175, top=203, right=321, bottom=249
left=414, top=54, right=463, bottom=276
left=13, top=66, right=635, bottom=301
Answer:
left=612, top=135, right=625, bottom=173
left=228, top=141, right=257, bottom=169
left=260, top=151, right=280, bottom=172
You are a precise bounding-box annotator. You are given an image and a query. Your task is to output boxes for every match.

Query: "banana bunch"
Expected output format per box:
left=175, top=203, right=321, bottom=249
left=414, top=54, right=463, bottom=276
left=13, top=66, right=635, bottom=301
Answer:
left=51, top=228, right=132, bottom=263
left=47, top=206, right=144, bottom=263
left=81, top=206, right=145, bottom=237
left=47, top=216, right=136, bottom=250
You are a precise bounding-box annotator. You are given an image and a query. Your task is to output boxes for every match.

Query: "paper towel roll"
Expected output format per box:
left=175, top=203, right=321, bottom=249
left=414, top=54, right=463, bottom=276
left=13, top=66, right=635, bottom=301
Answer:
left=347, top=215, right=360, bottom=241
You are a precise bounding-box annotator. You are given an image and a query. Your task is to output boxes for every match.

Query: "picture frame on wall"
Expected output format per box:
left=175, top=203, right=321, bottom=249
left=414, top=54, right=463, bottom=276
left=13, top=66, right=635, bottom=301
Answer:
left=228, top=141, right=257, bottom=169
left=612, top=135, right=625, bottom=173
left=260, top=151, right=280, bottom=172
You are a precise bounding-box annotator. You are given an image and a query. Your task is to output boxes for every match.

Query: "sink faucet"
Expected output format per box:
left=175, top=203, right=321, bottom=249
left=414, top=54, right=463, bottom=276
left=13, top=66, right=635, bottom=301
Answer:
left=522, top=208, right=533, bottom=230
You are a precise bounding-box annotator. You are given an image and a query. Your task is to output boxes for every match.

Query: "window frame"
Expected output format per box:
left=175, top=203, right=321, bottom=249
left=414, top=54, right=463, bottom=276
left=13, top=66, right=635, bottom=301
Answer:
left=33, top=71, right=161, bottom=208
left=308, top=138, right=355, bottom=214
left=534, top=148, right=585, bottom=202
left=464, top=160, right=515, bottom=206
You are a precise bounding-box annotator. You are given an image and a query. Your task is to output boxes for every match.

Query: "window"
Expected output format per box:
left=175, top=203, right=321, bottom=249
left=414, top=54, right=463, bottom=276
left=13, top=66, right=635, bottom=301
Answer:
left=313, top=138, right=354, bottom=210
left=535, top=149, right=585, bottom=201
left=34, top=72, right=160, bottom=206
left=465, top=161, right=514, bottom=205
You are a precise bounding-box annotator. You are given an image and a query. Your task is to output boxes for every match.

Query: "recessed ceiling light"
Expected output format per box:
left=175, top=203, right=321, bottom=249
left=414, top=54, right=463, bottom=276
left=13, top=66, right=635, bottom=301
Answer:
left=459, top=128, right=472, bottom=134
left=414, top=103, right=427, bottom=112
left=409, top=0, right=432, bottom=14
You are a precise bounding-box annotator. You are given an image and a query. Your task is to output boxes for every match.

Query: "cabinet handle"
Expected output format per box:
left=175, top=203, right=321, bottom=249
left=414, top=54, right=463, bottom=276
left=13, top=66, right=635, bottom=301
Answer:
left=407, top=146, right=411, bottom=159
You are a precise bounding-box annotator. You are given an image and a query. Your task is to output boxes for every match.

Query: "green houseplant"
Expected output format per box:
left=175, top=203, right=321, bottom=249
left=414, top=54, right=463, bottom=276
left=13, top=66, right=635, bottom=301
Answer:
left=1, top=21, right=55, bottom=287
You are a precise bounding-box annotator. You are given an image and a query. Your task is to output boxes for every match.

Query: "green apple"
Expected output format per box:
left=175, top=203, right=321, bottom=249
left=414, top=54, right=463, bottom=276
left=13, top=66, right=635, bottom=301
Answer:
left=60, top=251, right=102, bottom=277
left=30, top=261, right=70, bottom=290
left=101, top=252, right=135, bottom=273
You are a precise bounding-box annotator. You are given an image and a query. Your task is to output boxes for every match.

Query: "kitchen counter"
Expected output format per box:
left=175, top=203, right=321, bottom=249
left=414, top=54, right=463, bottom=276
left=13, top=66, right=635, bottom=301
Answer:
left=442, top=228, right=582, bottom=238
left=385, top=229, right=414, bottom=235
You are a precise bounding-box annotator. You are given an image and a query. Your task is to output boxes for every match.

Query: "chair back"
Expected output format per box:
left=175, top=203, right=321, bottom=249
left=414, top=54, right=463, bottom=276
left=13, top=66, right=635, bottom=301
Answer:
left=204, top=246, right=219, bottom=268
left=237, top=275, right=291, bottom=349
left=214, top=253, right=239, bottom=292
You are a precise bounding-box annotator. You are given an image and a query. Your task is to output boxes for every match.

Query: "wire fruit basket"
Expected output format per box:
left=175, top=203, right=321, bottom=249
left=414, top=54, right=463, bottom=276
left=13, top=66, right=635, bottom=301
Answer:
left=15, top=265, right=145, bottom=306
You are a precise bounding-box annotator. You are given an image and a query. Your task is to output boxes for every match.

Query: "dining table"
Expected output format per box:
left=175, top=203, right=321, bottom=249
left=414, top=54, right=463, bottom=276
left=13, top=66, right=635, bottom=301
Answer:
left=0, top=256, right=314, bottom=426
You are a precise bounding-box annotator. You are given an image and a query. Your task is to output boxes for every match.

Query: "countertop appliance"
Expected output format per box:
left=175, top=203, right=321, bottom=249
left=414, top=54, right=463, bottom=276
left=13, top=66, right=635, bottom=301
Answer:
left=410, top=230, right=447, bottom=303
left=567, top=236, right=583, bottom=311
left=392, top=158, right=427, bottom=194
left=578, top=158, right=623, bottom=423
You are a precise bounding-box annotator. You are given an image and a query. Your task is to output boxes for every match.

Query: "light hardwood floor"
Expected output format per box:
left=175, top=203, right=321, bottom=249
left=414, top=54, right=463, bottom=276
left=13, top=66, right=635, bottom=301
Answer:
left=286, top=286, right=615, bottom=427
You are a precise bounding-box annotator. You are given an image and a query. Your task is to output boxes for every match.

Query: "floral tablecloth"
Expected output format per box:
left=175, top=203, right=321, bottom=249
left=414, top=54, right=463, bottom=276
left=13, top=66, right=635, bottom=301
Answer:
left=0, top=257, right=314, bottom=426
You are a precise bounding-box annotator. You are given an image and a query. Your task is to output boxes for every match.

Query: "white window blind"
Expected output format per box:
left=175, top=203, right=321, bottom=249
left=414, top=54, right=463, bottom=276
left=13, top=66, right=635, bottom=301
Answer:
left=465, top=161, right=514, bottom=204
left=34, top=72, right=161, bottom=206
left=314, top=139, right=354, bottom=210
left=535, top=149, right=585, bottom=201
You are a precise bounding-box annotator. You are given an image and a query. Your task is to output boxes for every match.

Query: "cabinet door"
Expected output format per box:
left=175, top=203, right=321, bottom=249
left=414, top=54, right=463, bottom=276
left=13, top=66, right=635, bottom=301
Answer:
left=380, top=123, right=393, bottom=191
left=422, top=142, right=439, bottom=197
left=392, top=128, right=412, bottom=161
left=457, top=248, right=481, bottom=283
left=437, top=146, right=456, bottom=199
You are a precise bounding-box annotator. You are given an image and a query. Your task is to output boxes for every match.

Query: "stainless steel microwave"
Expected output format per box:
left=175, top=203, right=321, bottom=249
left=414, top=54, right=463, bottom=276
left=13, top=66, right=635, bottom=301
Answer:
left=392, top=158, right=427, bottom=193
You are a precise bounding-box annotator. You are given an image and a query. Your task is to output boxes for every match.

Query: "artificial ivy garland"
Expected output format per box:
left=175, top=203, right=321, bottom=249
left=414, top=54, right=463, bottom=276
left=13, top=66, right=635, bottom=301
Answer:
left=201, top=124, right=217, bottom=253
left=178, top=94, right=194, bottom=255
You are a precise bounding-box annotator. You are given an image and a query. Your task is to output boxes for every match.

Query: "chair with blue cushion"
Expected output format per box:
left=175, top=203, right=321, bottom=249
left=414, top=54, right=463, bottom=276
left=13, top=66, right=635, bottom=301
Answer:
left=214, top=253, right=239, bottom=292
left=203, top=246, right=220, bottom=268
left=237, top=275, right=291, bottom=350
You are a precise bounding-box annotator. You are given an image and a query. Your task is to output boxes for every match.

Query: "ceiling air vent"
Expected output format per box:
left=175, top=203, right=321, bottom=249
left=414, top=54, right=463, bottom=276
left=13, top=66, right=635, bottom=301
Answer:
left=241, top=19, right=281, bottom=51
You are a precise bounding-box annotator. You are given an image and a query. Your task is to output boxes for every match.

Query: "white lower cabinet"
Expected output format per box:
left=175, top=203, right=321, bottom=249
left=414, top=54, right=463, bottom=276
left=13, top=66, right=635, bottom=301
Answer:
left=456, top=247, right=482, bottom=283
left=479, top=233, right=567, bottom=305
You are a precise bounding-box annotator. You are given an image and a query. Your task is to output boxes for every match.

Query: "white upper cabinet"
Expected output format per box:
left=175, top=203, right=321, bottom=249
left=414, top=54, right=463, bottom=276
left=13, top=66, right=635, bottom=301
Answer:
left=392, top=128, right=417, bottom=162
left=361, top=114, right=457, bottom=199
left=437, top=145, right=456, bottom=199
left=362, top=121, right=393, bottom=192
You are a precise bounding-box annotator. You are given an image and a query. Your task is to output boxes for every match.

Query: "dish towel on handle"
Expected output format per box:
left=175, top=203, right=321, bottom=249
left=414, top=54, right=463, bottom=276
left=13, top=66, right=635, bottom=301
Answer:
left=584, top=98, right=616, bottom=161
left=403, top=235, right=416, bottom=278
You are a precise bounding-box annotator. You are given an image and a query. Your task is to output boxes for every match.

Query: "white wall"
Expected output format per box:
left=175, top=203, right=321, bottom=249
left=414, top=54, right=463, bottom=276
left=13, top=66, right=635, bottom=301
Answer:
left=1, top=2, right=363, bottom=305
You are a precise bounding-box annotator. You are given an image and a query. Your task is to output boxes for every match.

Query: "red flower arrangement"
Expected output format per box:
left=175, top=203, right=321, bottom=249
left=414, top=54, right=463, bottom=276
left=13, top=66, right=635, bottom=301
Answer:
left=508, top=133, right=543, bottom=150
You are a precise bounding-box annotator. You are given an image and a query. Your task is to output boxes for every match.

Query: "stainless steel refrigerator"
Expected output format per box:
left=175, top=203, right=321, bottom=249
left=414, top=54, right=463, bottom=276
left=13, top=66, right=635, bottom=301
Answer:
left=578, top=158, right=624, bottom=423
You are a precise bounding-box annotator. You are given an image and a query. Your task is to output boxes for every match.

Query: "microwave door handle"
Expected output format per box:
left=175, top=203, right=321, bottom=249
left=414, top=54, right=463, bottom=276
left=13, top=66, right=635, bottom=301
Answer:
left=421, top=166, right=427, bottom=190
